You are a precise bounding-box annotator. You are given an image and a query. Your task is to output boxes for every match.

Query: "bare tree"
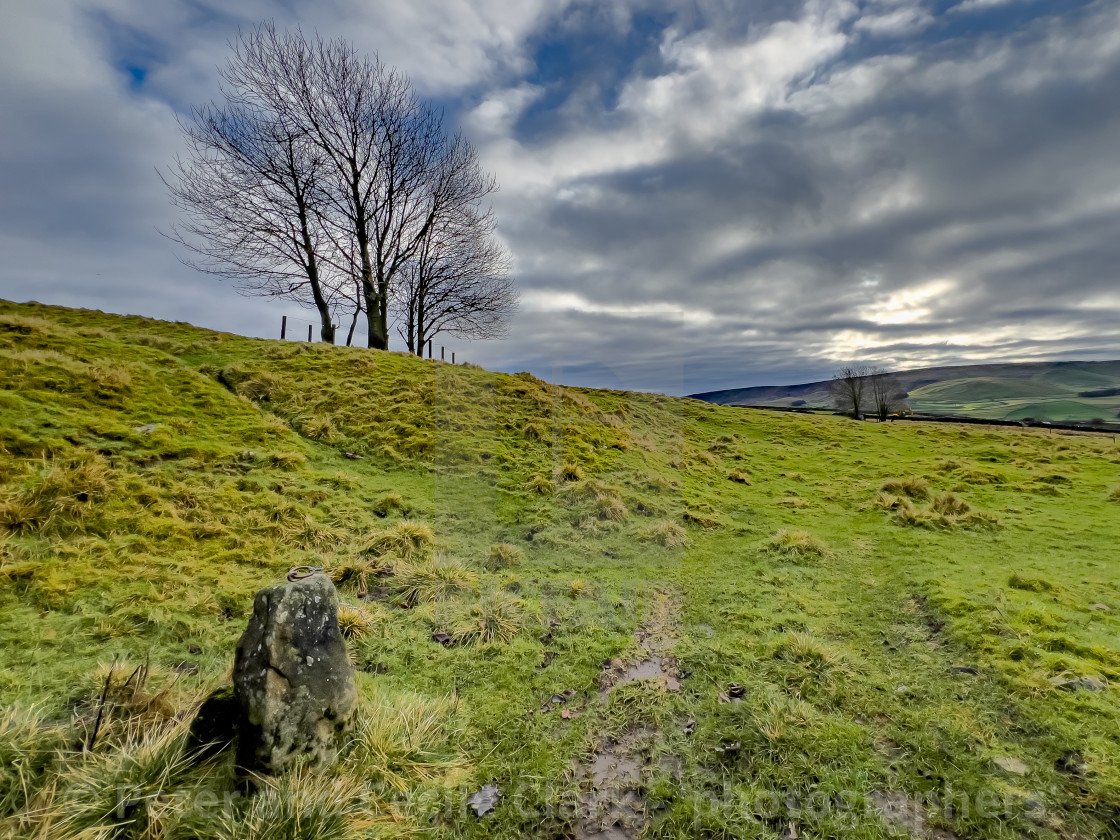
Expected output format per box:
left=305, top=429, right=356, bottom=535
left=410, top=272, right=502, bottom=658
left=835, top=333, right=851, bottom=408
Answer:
left=393, top=155, right=515, bottom=354
left=162, top=101, right=343, bottom=342
left=168, top=24, right=510, bottom=350
left=830, top=365, right=872, bottom=418
left=867, top=368, right=907, bottom=421
left=223, top=25, right=500, bottom=351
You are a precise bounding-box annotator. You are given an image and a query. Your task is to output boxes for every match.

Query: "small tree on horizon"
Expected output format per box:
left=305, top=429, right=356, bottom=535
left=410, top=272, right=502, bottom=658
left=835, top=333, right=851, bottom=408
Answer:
left=830, top=365, right=872, bottom=418
left=867, top=367, right=908, bottom=421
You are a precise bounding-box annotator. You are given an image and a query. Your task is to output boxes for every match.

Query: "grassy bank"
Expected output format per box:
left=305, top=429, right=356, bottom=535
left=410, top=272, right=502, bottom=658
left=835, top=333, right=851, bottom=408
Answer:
left=1, top=299, right=1119, bottom=839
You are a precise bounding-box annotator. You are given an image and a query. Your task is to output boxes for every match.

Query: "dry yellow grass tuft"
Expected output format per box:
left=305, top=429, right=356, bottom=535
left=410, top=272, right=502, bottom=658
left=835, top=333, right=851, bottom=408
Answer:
left=880, top=476, right=929, bottom=499
left=363, top=520, right=436, bottom=560
left=767, top=529, right=830, bottom=559
left=485, top=542, right=524, bottom=570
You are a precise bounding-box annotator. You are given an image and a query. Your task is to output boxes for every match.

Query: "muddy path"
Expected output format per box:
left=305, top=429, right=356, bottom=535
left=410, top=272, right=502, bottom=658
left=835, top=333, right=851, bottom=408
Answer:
left=573, top=589, right=681, bottom=840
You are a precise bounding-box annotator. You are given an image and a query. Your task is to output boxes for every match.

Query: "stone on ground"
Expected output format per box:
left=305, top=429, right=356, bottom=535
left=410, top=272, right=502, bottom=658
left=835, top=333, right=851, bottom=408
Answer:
left=233, top=573, right=358, bottom=775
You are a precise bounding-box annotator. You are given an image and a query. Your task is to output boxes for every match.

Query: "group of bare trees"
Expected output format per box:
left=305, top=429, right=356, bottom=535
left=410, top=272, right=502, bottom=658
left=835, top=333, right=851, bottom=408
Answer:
left=830, top=366, right=908, bottom=421
left=162, top=24, right=515, bottom=351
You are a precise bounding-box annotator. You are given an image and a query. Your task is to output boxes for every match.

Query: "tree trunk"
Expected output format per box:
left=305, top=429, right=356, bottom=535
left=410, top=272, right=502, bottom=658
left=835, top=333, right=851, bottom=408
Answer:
left=404, top=296, right=416, bottom=355
left=345, top=308, right=359, bottom=346
left=297, top=196, right=335, bottom=344
left=366, top=266, right=389, bottom=350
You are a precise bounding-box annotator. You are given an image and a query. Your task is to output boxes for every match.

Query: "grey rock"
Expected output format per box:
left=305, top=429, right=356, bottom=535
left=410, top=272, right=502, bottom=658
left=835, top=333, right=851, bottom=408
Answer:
left=233, top=573, right=358, bottom=775
left=993, top=756, right=1029, bottom=775
left=1049, top=674, right=1107, bottom=692
left=468, top=784, right=501, bottom=817
left=1090, top=603, right=1111, bottom=612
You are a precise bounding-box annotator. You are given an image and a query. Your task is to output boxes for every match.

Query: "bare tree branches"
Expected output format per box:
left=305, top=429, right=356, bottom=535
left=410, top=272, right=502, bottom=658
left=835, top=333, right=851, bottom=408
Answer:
left=830, top=365, right=872, bottom=418
left=393, top=136, right=515, bottom=354
left=830, top=365, right=908, bottom=419
left=160, top=98, right=344, bottom=342
left=867, top=368, right=907, bottom=421
left=164, top=23, right=514, bottom=351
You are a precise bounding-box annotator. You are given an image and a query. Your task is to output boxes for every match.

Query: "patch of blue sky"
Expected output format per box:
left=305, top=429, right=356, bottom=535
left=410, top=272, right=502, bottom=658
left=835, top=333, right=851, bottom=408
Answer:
left=514, top=10, right=673, bottom=142
left=930, top=0, right=1097, bottom=41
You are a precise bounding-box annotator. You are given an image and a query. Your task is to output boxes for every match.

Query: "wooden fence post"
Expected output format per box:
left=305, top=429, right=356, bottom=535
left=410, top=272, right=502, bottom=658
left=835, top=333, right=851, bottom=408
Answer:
left=441, top=346, right=445, bottom=361
left=307, top=324, right=313, bottom=342
left=428, top=339, right=432, bottom=358
left=452, top=352, right=455, bottom=364
left=281, top=316, right=287, bottom=340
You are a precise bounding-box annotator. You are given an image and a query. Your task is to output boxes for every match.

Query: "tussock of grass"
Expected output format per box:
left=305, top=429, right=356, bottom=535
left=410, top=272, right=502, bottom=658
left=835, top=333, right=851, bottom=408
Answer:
left=370, top=493, right=404, bottom=518
left=31, top=722, right=196, bottom=839
left=389, top=556, right=476, bottom=606
left=485, top=542, right=524, bottom=570
left=775, top=496, right=809, bottom=509
left=521, top=421, right=546, bottom=441
left=953, top=466, right=1007, bottom=485
left=1009, top=573, right=1055, bottom=593
left=337, top=604, right=374, bottom=640
left=727, top=469, right=751, bottom=484
left=931, top=491, right=970, bottom=517
left=328, top=557, right=388, bottom=592
left=886, top=491, right=1000, bottom=529
left=82, top=659, right=181, bottom=736
left=682, top=509, right=721, bottom=529
left=268, top=451, right=306, bottom=471
left=1109, top=486, right=1120, bottom=502
left=0, top=313, right=56, bottom=335
left=134, top=333, right=175, bottom=351
left=228, top=368, right=283, bottom=402
left=88, top=365, right=132, bottom=392
left=363, top=520, right=435, bottom=560
left=595, top=495, right=628, bottom=521
left=558, top=461, right=584, bottom=482
left=0, top=454, right=114, bottom=534
left=0, top=707, right=67, bottom=817
left=344, top=689, right=466, bottom=794
left=640, top=520, right=689, bottom=547
left=767, top=529, right=830, bottom=558
left=449, top=592, right=530, bottom=645
left=199, top=769, right=377, bottom=840
left=880, top=477, right=929, bottom=499
left=299, top=415, right=337, bottom=441
left=524, top=474, right=552, bottom=495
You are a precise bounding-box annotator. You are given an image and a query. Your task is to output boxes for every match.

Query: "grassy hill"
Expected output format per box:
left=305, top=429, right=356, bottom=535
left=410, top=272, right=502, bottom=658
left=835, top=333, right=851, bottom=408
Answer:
left=692, top=361, right=1120, bottom=423
left=2, top=300, right=1120, bottom=839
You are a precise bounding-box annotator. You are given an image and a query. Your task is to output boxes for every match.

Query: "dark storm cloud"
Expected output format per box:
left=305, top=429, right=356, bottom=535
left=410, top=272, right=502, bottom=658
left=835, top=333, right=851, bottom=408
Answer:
left=1, top=0, right=1118, bottom=394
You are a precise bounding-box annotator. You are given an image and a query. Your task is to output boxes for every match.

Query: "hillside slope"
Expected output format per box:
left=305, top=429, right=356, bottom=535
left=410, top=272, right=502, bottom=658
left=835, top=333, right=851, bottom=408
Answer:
left=2, top=300, right=1120, bottom=839
left=692, top=360, right=1120, bottom=422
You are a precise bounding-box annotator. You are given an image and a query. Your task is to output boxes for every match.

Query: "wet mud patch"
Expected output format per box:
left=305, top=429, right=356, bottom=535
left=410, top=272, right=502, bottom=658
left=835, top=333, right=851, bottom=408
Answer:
left=573, top=727, right=657, bottom=840
left=871, top=791, right=964, bottom=840
left=573, top=589, right=681, bottom=840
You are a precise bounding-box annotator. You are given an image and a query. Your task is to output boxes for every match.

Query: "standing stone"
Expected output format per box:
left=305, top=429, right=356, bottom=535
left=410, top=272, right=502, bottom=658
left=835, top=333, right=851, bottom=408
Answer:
left=233, top=573, right=358, bottom=775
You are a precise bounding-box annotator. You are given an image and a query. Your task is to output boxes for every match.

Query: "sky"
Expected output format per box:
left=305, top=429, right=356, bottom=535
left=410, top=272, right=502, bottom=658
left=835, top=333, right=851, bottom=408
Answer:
left=2, top=0, right=1118, bottom=395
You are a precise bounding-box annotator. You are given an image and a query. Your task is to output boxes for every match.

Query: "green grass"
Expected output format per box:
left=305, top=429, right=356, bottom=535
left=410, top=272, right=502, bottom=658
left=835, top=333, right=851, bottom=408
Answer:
left=698, top=360, right=1120, bottom=423
left=3, top=299, right=1120, bottom=838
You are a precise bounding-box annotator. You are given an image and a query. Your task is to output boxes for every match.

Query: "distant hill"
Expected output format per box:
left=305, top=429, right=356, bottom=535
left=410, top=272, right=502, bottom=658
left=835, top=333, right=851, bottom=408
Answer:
left=690, top=360, right=1120, bottom=423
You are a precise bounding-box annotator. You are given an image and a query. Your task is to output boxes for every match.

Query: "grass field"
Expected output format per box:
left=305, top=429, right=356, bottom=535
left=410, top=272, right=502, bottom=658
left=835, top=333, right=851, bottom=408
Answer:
left=694, top=362, right=1120, bottom=424
left=2, top=300, right=1120, bottom=839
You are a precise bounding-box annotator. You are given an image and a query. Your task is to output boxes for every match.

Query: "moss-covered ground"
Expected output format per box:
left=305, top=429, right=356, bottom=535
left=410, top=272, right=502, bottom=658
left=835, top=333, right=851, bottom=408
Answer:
left=2, top=299, right=1119, bottom=839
